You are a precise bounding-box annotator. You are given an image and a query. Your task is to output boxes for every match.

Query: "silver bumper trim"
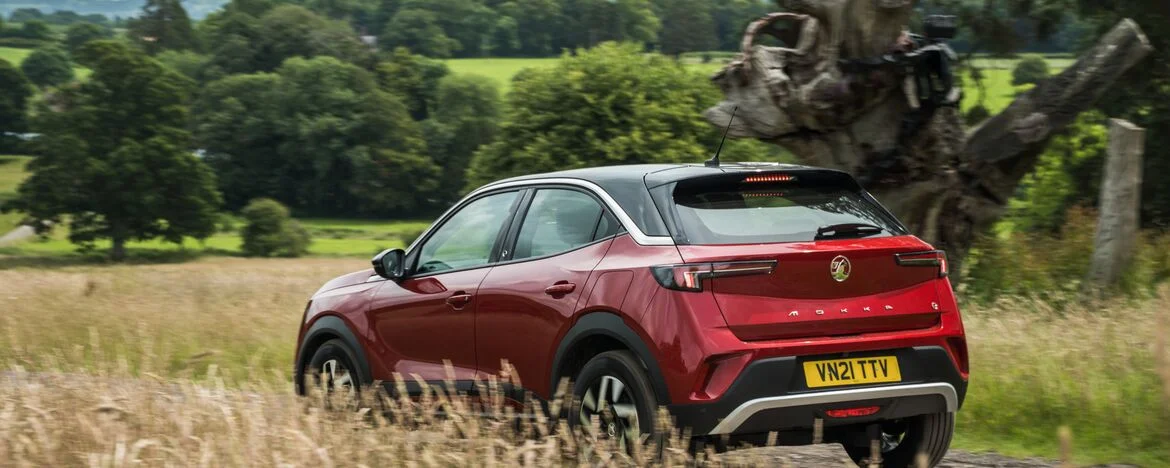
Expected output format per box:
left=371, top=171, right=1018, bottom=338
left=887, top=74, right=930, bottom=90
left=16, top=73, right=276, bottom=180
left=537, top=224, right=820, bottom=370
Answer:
left=707, top=382, right=958, bottom=435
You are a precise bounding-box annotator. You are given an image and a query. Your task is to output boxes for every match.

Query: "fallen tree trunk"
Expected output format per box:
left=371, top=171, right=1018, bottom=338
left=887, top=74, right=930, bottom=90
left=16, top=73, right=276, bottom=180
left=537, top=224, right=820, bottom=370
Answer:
left=705, top=0, right=1152, bottom=276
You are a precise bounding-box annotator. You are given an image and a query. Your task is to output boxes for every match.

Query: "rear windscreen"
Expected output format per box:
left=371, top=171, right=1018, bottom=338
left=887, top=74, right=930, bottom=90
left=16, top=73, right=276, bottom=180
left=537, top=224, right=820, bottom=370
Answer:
left=663, top=173, right=906, bottom=245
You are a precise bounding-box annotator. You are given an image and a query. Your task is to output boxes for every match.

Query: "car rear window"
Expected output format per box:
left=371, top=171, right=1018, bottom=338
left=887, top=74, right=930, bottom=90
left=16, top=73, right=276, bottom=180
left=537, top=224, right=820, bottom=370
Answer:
left=661, top=173, right=906, bottom=245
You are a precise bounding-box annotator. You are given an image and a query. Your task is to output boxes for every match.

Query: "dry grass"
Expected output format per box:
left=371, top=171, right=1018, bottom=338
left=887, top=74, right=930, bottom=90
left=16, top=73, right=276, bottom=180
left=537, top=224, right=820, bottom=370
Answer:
left=1, top=258, right=1168, bottom=466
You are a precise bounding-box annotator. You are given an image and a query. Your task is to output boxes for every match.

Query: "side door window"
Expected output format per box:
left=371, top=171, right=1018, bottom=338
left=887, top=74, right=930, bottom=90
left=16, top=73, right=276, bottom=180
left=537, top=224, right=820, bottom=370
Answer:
left=512, top=189, right=608, bottom=260
left=416, top=191, right=519, bottom=275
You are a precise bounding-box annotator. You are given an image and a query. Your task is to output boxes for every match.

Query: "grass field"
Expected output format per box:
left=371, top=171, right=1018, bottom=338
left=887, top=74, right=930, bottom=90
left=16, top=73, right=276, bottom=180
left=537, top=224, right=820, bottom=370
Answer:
left=0, top=259, right=1166, bottom=465
left=445, top=57, right=724, bottom=91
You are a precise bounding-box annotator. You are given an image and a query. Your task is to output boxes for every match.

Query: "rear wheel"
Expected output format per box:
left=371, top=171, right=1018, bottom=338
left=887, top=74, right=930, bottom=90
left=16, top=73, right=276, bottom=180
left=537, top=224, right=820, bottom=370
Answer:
left=842, top=412, right=954, bottom=467
left=570, top=350, right=658, bottom=453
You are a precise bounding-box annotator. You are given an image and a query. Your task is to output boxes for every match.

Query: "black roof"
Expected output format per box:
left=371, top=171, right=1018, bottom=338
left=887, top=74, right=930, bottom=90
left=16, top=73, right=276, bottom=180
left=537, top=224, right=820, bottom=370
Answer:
left=483, top=162, right=846, bottom=237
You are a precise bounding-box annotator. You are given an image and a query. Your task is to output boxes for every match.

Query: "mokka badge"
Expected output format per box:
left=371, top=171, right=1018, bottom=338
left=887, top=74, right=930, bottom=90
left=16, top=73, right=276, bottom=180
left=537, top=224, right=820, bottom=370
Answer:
left=831, top=256, right=851, bottom=282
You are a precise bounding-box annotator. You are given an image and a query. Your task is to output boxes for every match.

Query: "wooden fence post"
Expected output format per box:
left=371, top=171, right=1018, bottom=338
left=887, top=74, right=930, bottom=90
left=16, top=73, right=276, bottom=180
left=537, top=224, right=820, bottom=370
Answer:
left=1087, top=118, right=1146, bottom=288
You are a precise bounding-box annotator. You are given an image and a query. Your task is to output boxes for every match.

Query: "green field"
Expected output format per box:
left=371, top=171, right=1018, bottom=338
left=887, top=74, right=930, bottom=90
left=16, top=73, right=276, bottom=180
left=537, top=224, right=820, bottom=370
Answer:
left=445, top=56, right=724, bottom=91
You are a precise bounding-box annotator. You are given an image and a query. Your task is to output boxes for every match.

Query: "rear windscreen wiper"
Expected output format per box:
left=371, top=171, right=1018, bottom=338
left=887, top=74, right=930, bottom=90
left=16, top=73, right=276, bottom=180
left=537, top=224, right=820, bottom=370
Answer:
left=815, top=223, right=885, bottom=240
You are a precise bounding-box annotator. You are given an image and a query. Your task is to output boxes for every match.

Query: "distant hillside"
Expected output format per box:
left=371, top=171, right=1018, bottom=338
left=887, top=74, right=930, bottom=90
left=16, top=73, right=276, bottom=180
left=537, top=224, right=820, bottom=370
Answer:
left=1, top=0, right=228, bottom=20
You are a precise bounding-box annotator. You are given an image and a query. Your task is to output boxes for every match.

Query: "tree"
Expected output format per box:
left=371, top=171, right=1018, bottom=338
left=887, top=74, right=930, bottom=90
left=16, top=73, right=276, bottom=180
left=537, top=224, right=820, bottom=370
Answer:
left=703, top=2, right=1151, bottom=274
left=467, top=43, right=752, bottom=188
left=1012, top=55, right=1050, bottom=86
left=156, top=50, right=210, bottom=81
left=713, top=0, right=771, bottom=51
left=127, top=0, right=197, bottom=54
left=8, top=8, right=44, bottom=23
left=17, top=20, right=53, bottom=40
left=424, top=74, right=501, bottom=203
left=563, top=0, right=660, bottom=48
left=20, top=46, right=75, bottom=88
left=240, top=198, right=311, bottom=257
left=0, top=60, right=33, bottom=134
left=496, top=0, right=566, bottom=56
left=374, top=47, right=450, bottom=120
left=64, top=22, right=114, bottom=53
left=255, top=5, right=373, bottom=70
left=656, top=0, right=717, bottom=56
left=3, top=41, right=222, bottom=260
left=193, top=56, right=438, bottom=216
left=380, top=8, right=461, bottom=58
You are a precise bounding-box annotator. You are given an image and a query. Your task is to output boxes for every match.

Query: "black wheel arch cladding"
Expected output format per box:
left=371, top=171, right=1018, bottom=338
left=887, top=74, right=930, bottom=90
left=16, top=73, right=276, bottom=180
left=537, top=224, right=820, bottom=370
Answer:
left=552, top=312, right=672, bottom=404
left=297, top=315, right=373, bottom=389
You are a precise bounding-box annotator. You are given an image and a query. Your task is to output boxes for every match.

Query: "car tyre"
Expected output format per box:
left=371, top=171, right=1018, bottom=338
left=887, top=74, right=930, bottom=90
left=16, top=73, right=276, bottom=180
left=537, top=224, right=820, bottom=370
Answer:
left=570, top=350, right=659, bottom=453
left=842, top=412, right=955, bottom=467
left=305, top=339, right=365, bottom=402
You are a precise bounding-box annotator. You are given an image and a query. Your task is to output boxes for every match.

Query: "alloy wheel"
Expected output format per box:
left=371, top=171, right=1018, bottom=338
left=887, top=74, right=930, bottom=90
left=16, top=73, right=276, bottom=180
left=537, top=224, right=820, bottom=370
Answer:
left=579, top=375, right=641, bottom=451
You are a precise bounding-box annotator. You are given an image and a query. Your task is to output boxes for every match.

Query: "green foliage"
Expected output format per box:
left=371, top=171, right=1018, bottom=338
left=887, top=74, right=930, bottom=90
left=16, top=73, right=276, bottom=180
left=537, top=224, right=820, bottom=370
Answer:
left=2, top=41, right=222, bottom=260
left=127, top=0, right=198, bottom=54
left=0, top=59, right=32, bottom=133
left=564, top=0, right=660, bottom=48
left=1011, top=55, right=1050, bottom=86
left=655, top=0, right=717, bottom=56
left=155, top=50, right=211, bottom=81
left=1004, top=112, right=1107, bottom=233
left=193, top=56, right=437, bottom=217
left=964, top=104, right=991, bottom=125
left=199, top=2, right=372, bottom=76
left=423, top=74, right=502, bottom=203
left=240, top=198, right=310, bottom=257
left=496, top=0, right=566, bottom=57
left=64, top=22, right=114, bottom=53
left=374, top=47, right=450, bottom=120
left=15, top=20, right=53, bottom=41
left=380, top=8, right=462, bottom=58
left=466, top=43, right=781, bottom=188
left=20, top=46, right=75, bottom=88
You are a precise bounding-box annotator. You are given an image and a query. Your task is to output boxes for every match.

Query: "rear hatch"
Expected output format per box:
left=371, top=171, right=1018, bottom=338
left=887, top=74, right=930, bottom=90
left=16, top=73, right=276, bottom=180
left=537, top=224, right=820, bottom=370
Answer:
left=650, top=169, right=947, bottom=341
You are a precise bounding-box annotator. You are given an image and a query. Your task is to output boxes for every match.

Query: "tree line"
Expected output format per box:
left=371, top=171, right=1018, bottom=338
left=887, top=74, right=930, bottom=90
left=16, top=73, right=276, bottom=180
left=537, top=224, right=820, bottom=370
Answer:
left=0, top=0, right=1167, bottom=263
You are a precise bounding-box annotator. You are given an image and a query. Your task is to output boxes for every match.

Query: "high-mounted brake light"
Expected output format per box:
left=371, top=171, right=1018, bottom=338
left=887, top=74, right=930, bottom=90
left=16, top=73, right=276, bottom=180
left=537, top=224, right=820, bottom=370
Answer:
left=895, top=250, right=948, bottom=278
left=744, top=174, right=796, bottom=183
left=650, top=261, right=777, bottom=292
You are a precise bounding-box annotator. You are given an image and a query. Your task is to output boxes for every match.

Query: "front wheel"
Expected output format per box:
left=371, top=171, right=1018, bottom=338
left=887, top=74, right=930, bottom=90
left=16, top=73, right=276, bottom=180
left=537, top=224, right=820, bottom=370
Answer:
left=570, top=350, right=659, bottom=453
left=842, top=412, right=955, bottom=467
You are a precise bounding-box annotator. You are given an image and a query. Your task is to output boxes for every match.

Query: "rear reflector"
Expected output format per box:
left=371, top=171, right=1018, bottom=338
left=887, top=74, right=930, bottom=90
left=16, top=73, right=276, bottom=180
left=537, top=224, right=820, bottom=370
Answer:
left=825, top=406, right=881, bottom=418
left=895, top=250, right=948, bottom=277
left=651, top=261, right=777, bottom=292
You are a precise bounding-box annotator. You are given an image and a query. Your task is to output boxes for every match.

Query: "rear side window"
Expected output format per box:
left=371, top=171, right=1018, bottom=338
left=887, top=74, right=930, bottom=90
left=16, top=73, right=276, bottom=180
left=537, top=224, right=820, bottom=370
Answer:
left=513, top=189, right=607, bottom=260
left=663, top=173, right=905, bottom=245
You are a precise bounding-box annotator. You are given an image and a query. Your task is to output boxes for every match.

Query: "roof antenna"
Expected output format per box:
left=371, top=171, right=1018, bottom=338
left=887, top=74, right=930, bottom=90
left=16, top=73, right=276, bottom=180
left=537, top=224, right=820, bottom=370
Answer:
left=705, top=106, right=738, bottom=168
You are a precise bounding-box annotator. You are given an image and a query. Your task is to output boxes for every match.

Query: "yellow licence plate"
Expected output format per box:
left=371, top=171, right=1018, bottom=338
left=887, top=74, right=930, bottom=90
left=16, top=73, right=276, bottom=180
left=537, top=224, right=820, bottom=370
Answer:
left=803, top=356, right=902, bottom=388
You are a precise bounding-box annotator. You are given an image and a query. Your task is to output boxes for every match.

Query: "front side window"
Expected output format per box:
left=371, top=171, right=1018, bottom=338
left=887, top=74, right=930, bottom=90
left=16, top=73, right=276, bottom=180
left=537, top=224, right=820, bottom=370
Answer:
left=416, top=191, right=518, bottom=274
left=513, top=189, right=606, bottom=260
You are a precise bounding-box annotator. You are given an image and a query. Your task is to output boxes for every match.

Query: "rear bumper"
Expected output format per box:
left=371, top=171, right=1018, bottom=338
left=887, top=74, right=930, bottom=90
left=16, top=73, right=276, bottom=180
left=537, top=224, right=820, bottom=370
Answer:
left=668, top=346, right=967, bottom=436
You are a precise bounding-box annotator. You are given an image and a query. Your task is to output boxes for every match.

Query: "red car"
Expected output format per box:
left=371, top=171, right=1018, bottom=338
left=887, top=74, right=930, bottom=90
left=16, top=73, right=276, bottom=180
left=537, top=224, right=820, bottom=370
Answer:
left=294, top=163, right=968, bottom=467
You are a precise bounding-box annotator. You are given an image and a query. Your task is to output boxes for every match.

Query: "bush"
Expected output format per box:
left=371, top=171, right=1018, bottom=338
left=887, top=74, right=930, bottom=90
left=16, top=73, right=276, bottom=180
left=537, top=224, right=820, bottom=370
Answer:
left=965, top=104, right=991, bottom=125
left=20, top=46, right=74, bottom=88
left=1012, top=56, right=1050, bottom=86
left=240, top=198, right=311, bottom=257
left=64, top=22, right=113, bottom=53
left=0, top=37, right=50, bottom=48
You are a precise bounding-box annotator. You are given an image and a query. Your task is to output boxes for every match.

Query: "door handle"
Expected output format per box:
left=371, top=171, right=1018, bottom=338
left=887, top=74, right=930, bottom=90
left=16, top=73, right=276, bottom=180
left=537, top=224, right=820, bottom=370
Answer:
left=446, top=293, right=473, bottom=310
left=544, top=282, right=576, bottom=296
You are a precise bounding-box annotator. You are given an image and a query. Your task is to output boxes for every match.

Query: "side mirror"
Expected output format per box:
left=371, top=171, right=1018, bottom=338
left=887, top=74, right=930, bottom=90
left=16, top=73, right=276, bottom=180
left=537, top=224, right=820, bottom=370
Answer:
left=372, top=248, right=406, bottom=280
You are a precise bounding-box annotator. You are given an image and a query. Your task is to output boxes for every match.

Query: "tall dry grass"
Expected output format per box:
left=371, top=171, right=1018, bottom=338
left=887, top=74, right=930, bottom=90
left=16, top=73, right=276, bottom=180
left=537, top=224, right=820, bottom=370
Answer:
left=1, top=258, right=1169, bottom=465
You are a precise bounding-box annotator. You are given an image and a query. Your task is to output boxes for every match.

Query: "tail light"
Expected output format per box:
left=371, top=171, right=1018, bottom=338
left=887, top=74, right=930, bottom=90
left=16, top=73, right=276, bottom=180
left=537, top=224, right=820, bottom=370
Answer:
left=946, top=336, right=969, bottom=377
left=825, top=406, right=881, bottom=418
left=895, top=250, right=948, bottom=278
left=650, top=260, right=777, bottom=292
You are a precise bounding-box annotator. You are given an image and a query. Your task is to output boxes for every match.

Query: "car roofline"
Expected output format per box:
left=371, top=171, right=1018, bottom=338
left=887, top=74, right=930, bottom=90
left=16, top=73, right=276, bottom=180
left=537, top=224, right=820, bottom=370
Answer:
left=405, top=177, right=675, bottom=255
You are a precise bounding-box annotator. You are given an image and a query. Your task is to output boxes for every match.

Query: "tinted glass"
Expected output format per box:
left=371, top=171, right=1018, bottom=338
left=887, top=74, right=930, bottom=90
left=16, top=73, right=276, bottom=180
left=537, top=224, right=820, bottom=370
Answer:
left=669, top=176, right=904, bottom=245
left=513, top=189, right=605, bottom=260
left=417, top=191, right=518, bottom=274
